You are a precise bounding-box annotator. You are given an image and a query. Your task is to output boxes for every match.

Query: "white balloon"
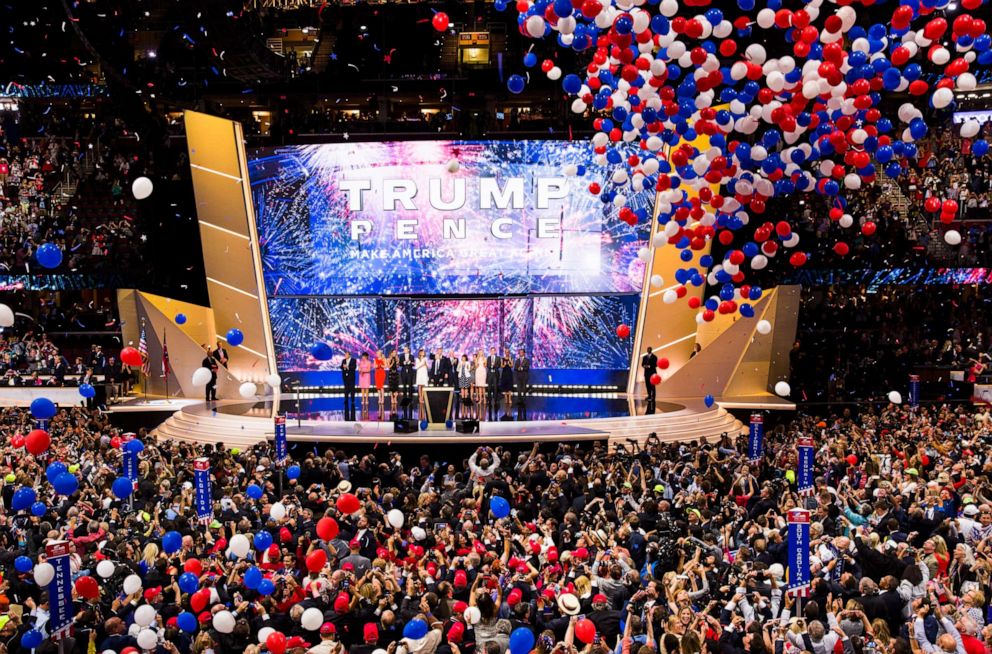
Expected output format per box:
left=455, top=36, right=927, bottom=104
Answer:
left=270, top=502, right=287, bottom=521
left=637, top=247, right=651, bottom=262
left=774, top=381, right=791, bottom=397
left=131, top=177, right=154, bottom=200
left=945, top=230, right=962, bottom=246
left=191, top=367, right=212, bottom=387
left=387, top=508, right=405, bottom=529
left=239, top=382, right=257, bottom=399
left=931, top=47, right=950, bottom=65
left=213, top=610, right=236, bottom=634
left=134, top=604, right=157, bottom=627
left=301, top=607, right=324, bottom=631
left=650, top=274, right=665, bottom=289
left=562, top=164, right=578, bottom=177
left=957, top=73, right=977, bottom=91
left=750, top=254, right=768, bottom=270
left=411, top=526, right=427, bottom=541
left=961, top=121, right=980, bottom=139
left=137, top=629, right=158, bottom=650
left=96, top=560, right=116, bottom=579
left=445, top=159, right=459, bottom=174
left=756, top=8, right=775, bottom=29
left=258, top=627, right=275, bottom=645
left=839, top=214, right=854, bottom=228
left=34, top=563, right=55, bottom=586
left=265, top=373, right=282, bottom=389
left=525, top=15, right=545, bottom=38
left=464, top=606, right=482, bottom=625
left=124, top=574, right=143, bottom=595
left=548, top=66, right=562, bottom=81
left=662, top=290, right=678, bottom=304
left=229, top=534, right=251, bottom=558
left=756, top=320, right=773, bottom=335
left=888, top=391, right=903, bottom=405
left=0, top=304, right=13, bottom=328
left=932, top=87, right=954, bottom=110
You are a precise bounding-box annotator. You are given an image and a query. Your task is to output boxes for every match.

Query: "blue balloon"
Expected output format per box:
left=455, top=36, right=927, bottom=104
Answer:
left=310, top=342, right=333, bottom=361
left=30, top=397, right=56, bottom=420
left=257, top=578, right=275, bottom=596
left=45, top=462, right=67, bottom=483
left=510, top=628, right=536, bottom=654
left=704, top=394, right=715, bottom=408
left=562, top=74, right=582, bottom=94
left=490, top=495, right=511, bottom=519
left=286, top=465, right=301, bottom=480
left=14, top=556, right=33, bottom=573
left=404, top=619, right=429, bottom=640
left=53, top=472, right=77, bottom=496
left=175, top=313, right=187, bottom=325
left=177, top=611, right=198, bottom=633
left=31, top=502, right=47, bottom=517
left=124, top=439, right=145, bottom=454
left=12, top=487, right=36, bottom=511
left=419, top=420, right=429, bottom=430
left=162, top=530, right=182, bottom=554
left=78, top=383, right=96, bottom=399
left=739, top=304, right=755, bottom=319
left=112, top=477, right=133, bottom=499
left=255, top=530, right=273, bottom=551
left=244, top=566, right=263, bottom=590
left=507, top=74, right=526, bottom=94
left=974, top=140, right=989, bottom=157
left=179, top=572, right=200, bottom=594
left=523, top=52, right=537, bottom=67
left=21, top=629, right=43, bottom=649
left=247, top=484, right=264, bottom=500
left=226, top=328, right=244, bottom=347
left=35, top=243, right=63, bottom=269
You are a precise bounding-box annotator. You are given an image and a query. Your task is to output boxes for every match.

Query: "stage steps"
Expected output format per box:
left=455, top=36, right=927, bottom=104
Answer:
left=151, top=402, right=745, bottom=449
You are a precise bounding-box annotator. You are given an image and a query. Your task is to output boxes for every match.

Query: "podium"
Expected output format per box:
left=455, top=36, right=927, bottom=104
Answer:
left=423, top=386, right=454, bottom=430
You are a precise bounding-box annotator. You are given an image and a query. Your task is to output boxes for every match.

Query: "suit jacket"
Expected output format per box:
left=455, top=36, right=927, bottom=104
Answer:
left=642, top=352, right=658, bottom=376
left=340, top=357, right=357, bottom=386
left=486, top=355, right=500, bottom=383
left=513, top=356, right=530, bottom=384
left=398, top=352, right=414, bottom=372
left=429, top=356, right=451, bottom=383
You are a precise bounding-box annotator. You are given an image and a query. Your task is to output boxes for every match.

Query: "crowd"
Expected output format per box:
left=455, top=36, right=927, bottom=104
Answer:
left=0, top=401, right=991, bottom=654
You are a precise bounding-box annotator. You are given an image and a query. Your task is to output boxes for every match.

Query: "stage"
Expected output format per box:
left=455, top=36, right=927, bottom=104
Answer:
left=147, top=392, right=746, bottom=448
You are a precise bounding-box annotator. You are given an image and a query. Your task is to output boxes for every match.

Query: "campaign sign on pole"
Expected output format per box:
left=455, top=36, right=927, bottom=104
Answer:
left=797, top=437, right=815, bottom=496
left=123, top=449, right=138, bottom=482
left=46, top=540, right=74, bottom=639
left=748, top=414, right=764, bottom=462
left=909, top=374, right=920, bottom=407
left=274, top=414, right=287, bottom=466
left=787, top=509, right=811, bottom=597
left=194, top=458, right=212, bottom=524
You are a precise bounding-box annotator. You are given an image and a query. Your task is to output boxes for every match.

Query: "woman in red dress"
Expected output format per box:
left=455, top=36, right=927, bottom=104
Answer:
left=374, top=349, right=387, bottom=412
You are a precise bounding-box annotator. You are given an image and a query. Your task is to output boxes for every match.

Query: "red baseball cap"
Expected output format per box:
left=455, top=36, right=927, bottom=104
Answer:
left=454, top=570, right=468, bottom=588
left=287, top=636, right=311, bottom=649
left=143, top=586, right=162, bottom=601
left=448, top=621, right=465, bottom=643
left=334, top=593, right=350, bottom=613
left=364, top=623, right=379, bottom=643
left=593, top=593, right=608, bottom=604
left=546, top=546, right=559, bottom=562
left=321, top=622, right=337, bottom=635
left=573, top=547, right=589, bottom=560
left=452, top=600, right=468, bottom=615
left=507, top=588, right=523, bottom=606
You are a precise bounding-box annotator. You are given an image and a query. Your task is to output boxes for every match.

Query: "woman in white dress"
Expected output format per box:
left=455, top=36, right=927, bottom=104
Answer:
left=415, top=349, right=429, bottom=407
left=473, top=350, right=487, bottom=409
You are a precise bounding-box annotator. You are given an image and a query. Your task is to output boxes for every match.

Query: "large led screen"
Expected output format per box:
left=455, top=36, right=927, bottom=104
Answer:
left=249, top=140, right=653, bottom=296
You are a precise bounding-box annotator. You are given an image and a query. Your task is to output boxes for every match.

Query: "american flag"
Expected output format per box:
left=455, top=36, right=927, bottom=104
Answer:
left=138, top=324, right=150, bottom=375
left=162, top=331, right=171, bottom=378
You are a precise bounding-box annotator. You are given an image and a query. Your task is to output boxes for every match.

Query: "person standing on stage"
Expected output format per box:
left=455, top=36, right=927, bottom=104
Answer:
left=642, top=346, right=659, bottom=411
left=513, top=348, right=530, bottom=401
left=414, top=348, right=430, bottom=408
left=374, top=350, right=386, bottom=412
left=201, top=344, right=218, bottom=403
left=386, top=349, right=399, bottom=414
left=340, top=351, right=357, bottom=420
left=457, top=354, right=472, bottom=417
left=214, top=340, right=229, bottom=368
left=473, top=349, right=488, bottom=413
left=398, top=345, right=415, bottom=400
left=500, top=347, right=514, bottom=405
left=486, top=346, right=500, bottom=404
left=358, top=352, right=372, bottom=409
left=430, top=348, right=450, bottom=386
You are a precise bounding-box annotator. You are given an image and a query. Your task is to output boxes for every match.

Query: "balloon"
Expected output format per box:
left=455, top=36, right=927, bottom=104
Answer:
left=162, top=530, right=182, bottom=554
left=575, top=619, right=597, bottom=644
left=124, top=439, right=144, bottom=454
left=257, top=578, right=276, bottom=596
left=12, top=487, right=37, bottom=511
left=30, top=397, right=56, bottom=419
left=888, top=391, right=903, bottom=405
left=45, top=462, right=67, bottom=482
left=266, top=373, right=282, bottom=389
left=78, top=382, right=96, bottom=399
left=616, top=324, right=631, bottom=338
left=191, top=367, right=212, bottom=387
left=226, top=328, right=244, bottom=347
left=123, top=574, right=143, bottom=595
left=21, top=630, right=44, bottom=649
left=137, top=629, right=158, bottom=650
left=112, top=477, right=133, bottom=498
left=25, top=429, right=50, bottom=455
left=510, top=627, right=537, bottom=654
left=432, top=12, right=450, bottom=31
left=133, top=604, right=157, bottom=627
left=15, top=556, right=33, bottom=573
left=258, top=628, right=276, bottom=645
left=507, top=74, right=526, bottom=94
left=239, top=382, right=257, bottom=399
left=386, top=509, right=405, bottom=529
left=178, top=572, right=200, bottom=594
left=490, top=495, right=511, bottom=519
left=190, top=588, right=210, bottom=613
left=404, top=619, right=429, bottom=640
left=317, top=517, right=340, bottom=540
left=310, top=342, right=333, bottom=360
left=247, top=484, right=263, bottom=499
left=756, top=320, right=773, bottom=335
left=255, top=530, right=273, bottom=550
left=267, top=631, right=288, bottom=654
left=183, top=559, right=203, bottom=576
left=286, top=465, right=301, bottom=480
left=35, top=242, right=63, bottom=268
left=411, top=526, right=427, bottom=541
left=270, top=502, right=287, bottom=520
left=945, top=230, right=962, bottom=246
left=97, top=560, right=116, bottom=579
left=774, top=381, right=791, bottom=397
left=306, top=549, right=327, bottom=572
left=34, top=562, right=55, bottom=586
left=336, top=493, right=361, bottom=515
left=0, top=303, right=13, bottom=327
left=53, top=472, right=78, bottom=496
left=177, top=612, right=198, bottom=634
left=30, top=502, right=46, bottom=517
left=704, top=394, right=715, bottom=408
left=76, top=575, right=99, bottom=600
left=243, top=566, right=263, bottom=590
left=213, top=610, right=236, bottom=634
left=302, top=607, right=324, bottom=631
left=121, top=346, right=142, bottom=367
left=229, top=534, right=251, bottom=558
left=132, top=176, right=154, bottom=200
left=174, top=313, right=187, bottom=324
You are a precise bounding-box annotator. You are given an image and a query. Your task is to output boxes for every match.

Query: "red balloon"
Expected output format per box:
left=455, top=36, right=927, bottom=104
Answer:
left=316, top=517, right=339, bottom=541
left=924, top=197, right=941, bottom=213
left=431, top=12, right=449, bottom=32
left=846, top=454, right=858, bottom=465
left=183, top=559, right=203, bottom=576
left=110, top=436, right=122, bottom=449
left=190, top=588, right=211, bottom=613
left=576, top=619, right=597, bottom=644
left=658, top=358, right=670, bottom=370
left=615, top=324, right=630, bottom=339
left=75, top=575, right=99, bottom=600
left=861, top=221, right=877, bottom=236
left=25, top=429, right=51, bottom=456
left=650, top=374, right=661, bottom=385
left=789, top=252, right=808, bottom=267
left=11, top=434, right=24, bottom=448
left=267, top=632, right=288, bottom=654
left=306, top=550, right=327, bottom=573
left=336, top=493, right=361, bottom=515
left=120, top=346, right=142, bottom=367
left=832, top=242, right=850, bottom=257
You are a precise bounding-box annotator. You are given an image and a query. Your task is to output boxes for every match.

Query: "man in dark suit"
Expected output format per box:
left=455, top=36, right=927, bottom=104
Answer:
left=340, top=351, right=357, bottom=420
left=513, top=348, right=530, bottom=401
left=486, top=346, right=500, bottom=402
left=214, top=340, right=229, bottom=368
left=201, top=345, right=218, bottom=402
left=397, top=345, right=415, bottom=399
left=642, top=346, right=659, bottom=413
left=430, top=348, right=451, bottom=386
